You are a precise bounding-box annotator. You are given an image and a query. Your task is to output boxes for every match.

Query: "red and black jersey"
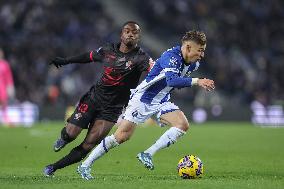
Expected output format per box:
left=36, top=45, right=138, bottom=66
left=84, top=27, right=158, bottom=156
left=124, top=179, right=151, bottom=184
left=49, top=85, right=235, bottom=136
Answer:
left=88, top=43, right=151, bottom=108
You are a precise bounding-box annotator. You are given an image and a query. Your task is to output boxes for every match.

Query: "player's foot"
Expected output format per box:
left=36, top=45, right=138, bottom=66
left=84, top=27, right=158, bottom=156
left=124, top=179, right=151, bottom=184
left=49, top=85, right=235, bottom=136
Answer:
left=77, top=164, right=94, bottom=180
left=43, top=165, right=55, bottom=177
left=53, top=138, right=67, bottom=152
left=137, top=152, right=154, bottom=170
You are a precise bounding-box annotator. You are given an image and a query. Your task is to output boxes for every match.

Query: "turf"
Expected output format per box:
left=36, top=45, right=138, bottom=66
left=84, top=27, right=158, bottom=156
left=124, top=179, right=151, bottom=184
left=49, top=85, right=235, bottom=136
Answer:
left=0, top=122, right=283, bottom=189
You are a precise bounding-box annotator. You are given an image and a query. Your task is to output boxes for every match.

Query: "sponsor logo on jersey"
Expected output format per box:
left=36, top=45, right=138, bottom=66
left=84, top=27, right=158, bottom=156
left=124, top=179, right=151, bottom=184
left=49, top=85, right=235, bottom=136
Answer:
left=74, top=113, right=82, bottom=120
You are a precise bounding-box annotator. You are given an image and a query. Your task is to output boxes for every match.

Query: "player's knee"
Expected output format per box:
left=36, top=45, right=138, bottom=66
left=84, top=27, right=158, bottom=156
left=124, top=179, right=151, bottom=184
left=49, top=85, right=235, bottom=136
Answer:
left=115, top=131, right=132, bottom=144
left=183, top=121, right=190, bottom=131
left=61, top=127, right=75, bottom=142
left=123, top=132, right=132, bottom=142
left=176, top=120, right=189, bottom=132
left=114, top=121, right=135, bottom=143
left=64, top=123, right=82, bottom=140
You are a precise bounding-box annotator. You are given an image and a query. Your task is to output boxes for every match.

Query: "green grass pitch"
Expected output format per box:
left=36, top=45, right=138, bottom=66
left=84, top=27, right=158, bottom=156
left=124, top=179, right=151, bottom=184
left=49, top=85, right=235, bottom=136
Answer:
left=0, top=122, right=283, bottom=189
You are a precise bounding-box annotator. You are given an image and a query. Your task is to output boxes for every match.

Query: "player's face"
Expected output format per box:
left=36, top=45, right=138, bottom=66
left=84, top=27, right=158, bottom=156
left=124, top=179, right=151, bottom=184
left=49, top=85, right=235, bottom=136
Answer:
left=183, top=41, right=206, bottom=63
left=121, top=23, right=140, bottom=48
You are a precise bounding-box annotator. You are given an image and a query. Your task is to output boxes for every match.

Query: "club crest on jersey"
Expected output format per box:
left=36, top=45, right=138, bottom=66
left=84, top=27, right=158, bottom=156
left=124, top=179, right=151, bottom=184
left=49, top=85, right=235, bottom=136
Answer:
left=170, top=57, right=178, bottom=66
left=126, top=60, right=133, bottom=69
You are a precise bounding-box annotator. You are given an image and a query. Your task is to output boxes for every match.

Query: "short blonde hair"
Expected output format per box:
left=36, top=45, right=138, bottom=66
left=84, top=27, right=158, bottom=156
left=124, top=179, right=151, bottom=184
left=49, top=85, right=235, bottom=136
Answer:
left=181, top=30, right=206, bottom=45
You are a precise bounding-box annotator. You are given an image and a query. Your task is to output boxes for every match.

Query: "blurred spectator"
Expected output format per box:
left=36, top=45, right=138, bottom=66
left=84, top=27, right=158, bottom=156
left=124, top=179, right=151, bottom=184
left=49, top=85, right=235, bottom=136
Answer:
left=0, top=48, right=15, bottom=125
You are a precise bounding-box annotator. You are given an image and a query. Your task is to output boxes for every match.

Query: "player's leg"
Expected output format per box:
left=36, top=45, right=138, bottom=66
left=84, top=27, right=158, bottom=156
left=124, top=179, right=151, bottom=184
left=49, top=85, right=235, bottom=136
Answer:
left=82, top=119, right=115, bottom=151
left=80, top=99, right=148, bottom=171
left=76, top=119, right=115, bottom=179
left=80, top=106, right=124, bottom=151
left=53, top=123, right=82, bottom=152
left=138, top=103, right=188, bottom=170
left=79, top=103, right=139, bottom=167
left=44, top=92, right=97, bottom=176
left=78, top=108, right=126, bottom=169
left=53, top=92, right=94, bottom=152
left=78, top=119, right=136, bottom=180
left=145, top=110, right=188, bottom=154
left=44, top=120, right=113, bottom=177
left=79, top=119, right=136, bottom=167
left=78, top=98, right=154, bottom=180
left=49, top=120, right=114, bottom=177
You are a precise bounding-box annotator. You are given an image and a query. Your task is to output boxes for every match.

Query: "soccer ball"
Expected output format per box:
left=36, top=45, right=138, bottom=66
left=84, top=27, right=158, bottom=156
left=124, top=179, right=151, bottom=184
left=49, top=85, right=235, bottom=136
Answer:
left=177, top=155, right=203, bottom=179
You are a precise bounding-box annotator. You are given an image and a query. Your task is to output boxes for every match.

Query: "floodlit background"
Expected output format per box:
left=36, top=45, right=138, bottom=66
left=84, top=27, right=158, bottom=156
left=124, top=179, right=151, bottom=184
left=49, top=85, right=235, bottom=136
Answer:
left=0, top=0, right=284, bottom=126
left=0, top=1, right=284, bottom=189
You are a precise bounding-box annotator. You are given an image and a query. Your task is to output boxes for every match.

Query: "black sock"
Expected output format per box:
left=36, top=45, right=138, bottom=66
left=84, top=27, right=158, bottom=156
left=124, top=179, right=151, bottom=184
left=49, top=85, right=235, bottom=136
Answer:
left=52, top=145, right=89, bottom=170
left=61, top=127, right=75, bottom=143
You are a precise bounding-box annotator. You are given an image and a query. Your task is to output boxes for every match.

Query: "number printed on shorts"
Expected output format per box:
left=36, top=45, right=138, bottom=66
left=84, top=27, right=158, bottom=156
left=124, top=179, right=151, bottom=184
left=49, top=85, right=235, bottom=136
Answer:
left=78, top=103, right=88, bottom=113
left=132, top=110, right=139, bottom=117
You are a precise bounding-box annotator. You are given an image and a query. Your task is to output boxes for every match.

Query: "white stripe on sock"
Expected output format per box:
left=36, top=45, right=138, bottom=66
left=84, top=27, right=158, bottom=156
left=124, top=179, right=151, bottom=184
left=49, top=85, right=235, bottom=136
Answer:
left=81, top=135, right=119, bottom=167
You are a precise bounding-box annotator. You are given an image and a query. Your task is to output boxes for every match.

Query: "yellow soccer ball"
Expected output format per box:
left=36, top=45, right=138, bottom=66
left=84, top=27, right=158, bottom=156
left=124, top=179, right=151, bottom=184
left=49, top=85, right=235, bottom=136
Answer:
left=177, top=155, right=204, bottom=179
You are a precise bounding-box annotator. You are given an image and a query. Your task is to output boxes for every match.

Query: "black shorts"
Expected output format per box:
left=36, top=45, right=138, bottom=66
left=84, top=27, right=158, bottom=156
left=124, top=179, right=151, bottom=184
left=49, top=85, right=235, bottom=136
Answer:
left=67, top=92, right=123, bottom=129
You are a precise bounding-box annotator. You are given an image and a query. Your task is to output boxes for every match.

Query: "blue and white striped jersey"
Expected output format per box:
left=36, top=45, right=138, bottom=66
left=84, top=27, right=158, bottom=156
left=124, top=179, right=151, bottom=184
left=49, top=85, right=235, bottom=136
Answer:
left=132, top=45, right=200, bottom=104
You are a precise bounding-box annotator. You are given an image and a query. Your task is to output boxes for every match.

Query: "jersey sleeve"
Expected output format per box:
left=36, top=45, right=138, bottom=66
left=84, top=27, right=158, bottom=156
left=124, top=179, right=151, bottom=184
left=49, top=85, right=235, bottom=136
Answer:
left=66, top=52, right=92, bottom=63
left=160, top=53, right=182, bottom=74
left=90, top=46, right=105, bottom=62
left=161, top=53, right=193, bottom=88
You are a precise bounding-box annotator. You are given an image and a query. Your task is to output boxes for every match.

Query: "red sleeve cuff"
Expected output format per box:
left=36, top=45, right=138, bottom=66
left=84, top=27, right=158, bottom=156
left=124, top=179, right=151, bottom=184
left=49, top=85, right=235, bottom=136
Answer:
left=90, top=51, right=94, bottom=62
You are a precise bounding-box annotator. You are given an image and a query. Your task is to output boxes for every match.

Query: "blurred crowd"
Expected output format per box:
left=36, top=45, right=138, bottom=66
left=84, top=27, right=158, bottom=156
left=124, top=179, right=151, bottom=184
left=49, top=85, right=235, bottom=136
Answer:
left=1, top=0, right=283, bottom=109
left=0, top=0, right=116, bottom=106
left=133, top=0, right=284, bottom=105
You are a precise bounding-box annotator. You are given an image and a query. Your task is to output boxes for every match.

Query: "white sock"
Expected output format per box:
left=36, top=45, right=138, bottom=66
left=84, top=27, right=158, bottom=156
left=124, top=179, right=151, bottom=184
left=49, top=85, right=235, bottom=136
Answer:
left=144, top=127, right=186, bottom=156
left=81, top=134, right=119, bottom=167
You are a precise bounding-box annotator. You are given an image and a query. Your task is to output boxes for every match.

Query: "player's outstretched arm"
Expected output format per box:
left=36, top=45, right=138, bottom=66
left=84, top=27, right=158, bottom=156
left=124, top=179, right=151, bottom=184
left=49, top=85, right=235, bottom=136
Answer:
left=197, top=78, right=215, bottom=91
left=49, top=57, right=69, bottom=68
left=165, top=72, right=197, bottom=88
left=49, top=52, right=93, bottom=68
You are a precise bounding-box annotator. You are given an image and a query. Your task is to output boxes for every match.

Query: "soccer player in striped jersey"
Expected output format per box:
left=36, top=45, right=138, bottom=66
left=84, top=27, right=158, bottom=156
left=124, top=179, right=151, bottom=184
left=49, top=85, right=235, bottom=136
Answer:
left=77, top=30, right=215, bottom=180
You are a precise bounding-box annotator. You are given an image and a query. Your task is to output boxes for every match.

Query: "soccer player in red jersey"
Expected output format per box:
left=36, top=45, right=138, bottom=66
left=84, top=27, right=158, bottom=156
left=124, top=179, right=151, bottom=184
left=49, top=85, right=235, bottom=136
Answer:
left=44, top=21, right=154, bottom=176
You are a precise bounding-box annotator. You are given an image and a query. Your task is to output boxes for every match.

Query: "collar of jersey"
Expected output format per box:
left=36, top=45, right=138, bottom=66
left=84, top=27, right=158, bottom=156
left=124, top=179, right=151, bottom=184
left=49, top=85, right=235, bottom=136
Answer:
left=114, top=43, right=140, bottom=56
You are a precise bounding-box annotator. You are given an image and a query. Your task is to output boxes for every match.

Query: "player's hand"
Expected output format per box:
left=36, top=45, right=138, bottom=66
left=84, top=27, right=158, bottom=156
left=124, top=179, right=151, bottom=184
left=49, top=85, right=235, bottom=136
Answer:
left=197, top=78, right=215, bottom=91
left=49, top=57, right=69, bottom=68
